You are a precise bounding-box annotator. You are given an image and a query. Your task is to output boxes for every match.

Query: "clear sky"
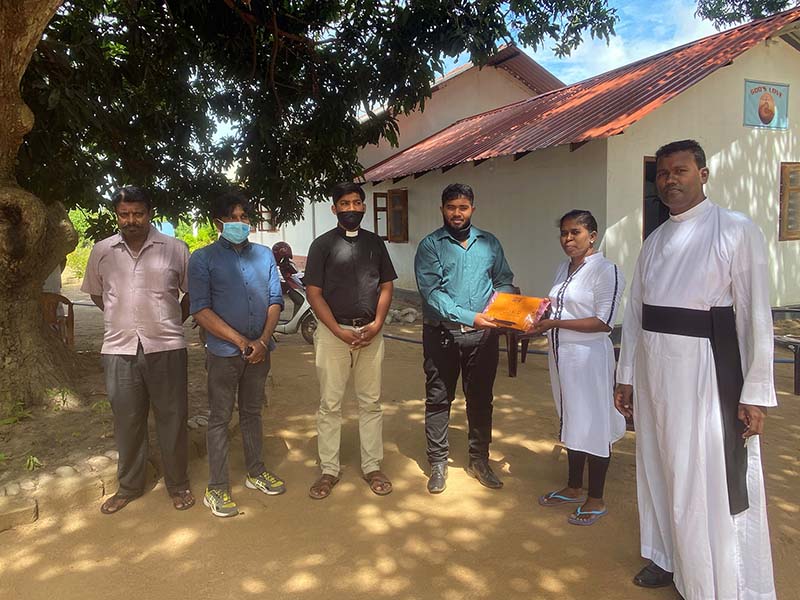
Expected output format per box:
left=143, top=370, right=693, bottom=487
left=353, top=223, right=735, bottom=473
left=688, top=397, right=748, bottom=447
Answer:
left=522, top=0, right=720, bottom=84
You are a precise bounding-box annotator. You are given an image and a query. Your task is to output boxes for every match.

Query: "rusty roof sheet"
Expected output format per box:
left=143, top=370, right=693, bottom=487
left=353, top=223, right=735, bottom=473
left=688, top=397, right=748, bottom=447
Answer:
left=431, top=44, right=564, bottom=95
left=363, top=8, right=800, bottom=183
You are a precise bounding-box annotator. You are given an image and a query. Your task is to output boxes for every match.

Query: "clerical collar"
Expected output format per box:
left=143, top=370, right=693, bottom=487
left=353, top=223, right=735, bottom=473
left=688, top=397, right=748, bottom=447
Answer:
left=669, top=198, right=711, bottom=223
left=336, top=226, right=360, bottom=240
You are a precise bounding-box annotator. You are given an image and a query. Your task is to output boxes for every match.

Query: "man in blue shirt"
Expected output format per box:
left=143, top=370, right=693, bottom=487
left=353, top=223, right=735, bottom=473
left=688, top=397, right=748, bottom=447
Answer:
left=189, top=191, right=286, bottom=517
left=414, top=183, right=515, bottom=494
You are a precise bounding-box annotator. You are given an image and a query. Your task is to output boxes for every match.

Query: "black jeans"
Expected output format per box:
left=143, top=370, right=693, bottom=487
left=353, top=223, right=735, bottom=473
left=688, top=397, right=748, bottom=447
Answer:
left=206, top=353, right=270, bottom=491
left=423, top=325, right=499, bottom=465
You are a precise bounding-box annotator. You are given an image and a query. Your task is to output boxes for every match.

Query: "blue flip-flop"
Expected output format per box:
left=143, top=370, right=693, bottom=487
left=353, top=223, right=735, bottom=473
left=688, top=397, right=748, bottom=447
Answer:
left=538, top=490, right=587, bottom=507
left=567, top=506, right=608, bottom=526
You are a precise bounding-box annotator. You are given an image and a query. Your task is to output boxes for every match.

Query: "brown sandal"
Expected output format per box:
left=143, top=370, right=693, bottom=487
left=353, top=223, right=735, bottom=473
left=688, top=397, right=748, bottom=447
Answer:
left=309, top=474, right=340, bottom=500
left=100, top=492, right=141, bottom=515
left=170, top=489, right=195, bottom=511
left=363, top=470, right=393, bottom=496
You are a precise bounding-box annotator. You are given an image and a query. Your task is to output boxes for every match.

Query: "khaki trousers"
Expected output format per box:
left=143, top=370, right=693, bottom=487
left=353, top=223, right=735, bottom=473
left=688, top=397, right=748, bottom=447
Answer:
left=315, top=321, right=384, bottom=476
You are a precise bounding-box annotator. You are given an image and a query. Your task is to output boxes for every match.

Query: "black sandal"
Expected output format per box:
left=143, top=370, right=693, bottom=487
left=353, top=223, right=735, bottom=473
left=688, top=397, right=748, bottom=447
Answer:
left=170, top=489, right=195, bottom=511
left=100, top=493, right=141, bottom=515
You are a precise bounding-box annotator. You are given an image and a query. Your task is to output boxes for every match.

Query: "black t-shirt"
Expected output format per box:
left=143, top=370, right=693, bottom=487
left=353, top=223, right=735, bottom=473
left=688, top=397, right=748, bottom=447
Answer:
left=304, top=227, right=397, bottom=321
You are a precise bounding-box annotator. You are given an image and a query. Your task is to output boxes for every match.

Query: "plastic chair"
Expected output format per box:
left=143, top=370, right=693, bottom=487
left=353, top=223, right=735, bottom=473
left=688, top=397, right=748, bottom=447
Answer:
left=40, top=292, right=74, bottom=348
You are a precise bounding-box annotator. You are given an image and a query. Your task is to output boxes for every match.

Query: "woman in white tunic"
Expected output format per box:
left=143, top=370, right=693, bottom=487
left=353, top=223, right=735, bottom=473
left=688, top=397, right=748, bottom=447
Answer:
left=532, top=210, right=625, bottom=525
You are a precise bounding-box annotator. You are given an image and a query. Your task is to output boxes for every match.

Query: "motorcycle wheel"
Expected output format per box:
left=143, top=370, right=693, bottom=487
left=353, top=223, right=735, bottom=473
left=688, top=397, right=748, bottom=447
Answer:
left=300, top=313, right=317, bottom=345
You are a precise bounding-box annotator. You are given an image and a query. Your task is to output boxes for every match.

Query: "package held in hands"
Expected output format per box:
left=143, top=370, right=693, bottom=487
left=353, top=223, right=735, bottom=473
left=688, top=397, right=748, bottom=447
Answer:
left=483, top=292, right=551, bottom=331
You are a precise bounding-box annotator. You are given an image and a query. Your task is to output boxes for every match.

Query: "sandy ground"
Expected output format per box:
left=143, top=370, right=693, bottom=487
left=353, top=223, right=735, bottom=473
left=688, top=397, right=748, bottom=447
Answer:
left=0, top=284, right=798, bottom=600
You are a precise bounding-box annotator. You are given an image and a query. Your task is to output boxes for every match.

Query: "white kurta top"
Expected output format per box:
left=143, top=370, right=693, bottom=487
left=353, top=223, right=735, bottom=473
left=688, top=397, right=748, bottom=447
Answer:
left=547, top=252, right=626, bottom=457
left=617, top=200, right=776, bottom=600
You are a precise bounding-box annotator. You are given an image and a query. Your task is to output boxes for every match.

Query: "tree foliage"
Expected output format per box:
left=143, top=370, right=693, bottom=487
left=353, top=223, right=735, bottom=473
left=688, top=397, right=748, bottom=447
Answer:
left=19, top=0, right=619, bottom=230
left=696, top=0, right=798, bottom=27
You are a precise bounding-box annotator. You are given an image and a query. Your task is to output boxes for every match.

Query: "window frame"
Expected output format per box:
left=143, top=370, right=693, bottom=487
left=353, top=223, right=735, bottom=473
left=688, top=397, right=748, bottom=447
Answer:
left=779, top=162, right=800, bottom=241
left=373, top=189, right=409, bottom=243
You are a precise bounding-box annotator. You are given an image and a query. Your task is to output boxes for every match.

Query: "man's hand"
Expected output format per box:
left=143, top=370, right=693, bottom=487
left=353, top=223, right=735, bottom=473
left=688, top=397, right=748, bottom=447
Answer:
left=353, top=321, right=381, bottom=348
left=614, top=384, right=634, bottom=418
left=336, top=327, right=362, bottom=348
left=244, top=339, right=268, bottom=364
left=473, top=313, right=499, bottom=329
left=738, top=404, right=767, bottom=439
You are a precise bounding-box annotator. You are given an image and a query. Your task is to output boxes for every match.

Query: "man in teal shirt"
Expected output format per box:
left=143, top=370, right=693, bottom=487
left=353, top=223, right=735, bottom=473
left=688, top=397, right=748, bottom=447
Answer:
left=414, top=183, right=515, bottom=494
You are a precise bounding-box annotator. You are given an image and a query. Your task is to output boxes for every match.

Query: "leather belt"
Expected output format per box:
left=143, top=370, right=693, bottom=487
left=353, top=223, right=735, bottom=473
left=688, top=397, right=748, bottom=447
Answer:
left=423, top=319, right=478, bottom=333
left=336, top=318, right=371, bottom=327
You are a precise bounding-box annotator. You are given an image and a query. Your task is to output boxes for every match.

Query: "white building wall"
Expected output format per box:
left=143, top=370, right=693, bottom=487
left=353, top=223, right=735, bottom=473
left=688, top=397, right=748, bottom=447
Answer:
left=368, top=141, right=608, bottom=294
left=359, top=67, right=536, bottom=169
left=604, top=39, right=800, bottom=306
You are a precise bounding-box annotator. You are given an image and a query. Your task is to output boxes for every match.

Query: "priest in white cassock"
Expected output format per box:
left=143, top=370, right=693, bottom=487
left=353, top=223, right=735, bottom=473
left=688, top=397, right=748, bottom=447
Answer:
left=614, top=139, right=776, bottom=600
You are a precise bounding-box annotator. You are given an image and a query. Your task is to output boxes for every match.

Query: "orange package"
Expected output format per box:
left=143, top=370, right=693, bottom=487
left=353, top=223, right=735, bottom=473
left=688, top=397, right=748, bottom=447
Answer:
left=483, top=292, right=551, bottom=331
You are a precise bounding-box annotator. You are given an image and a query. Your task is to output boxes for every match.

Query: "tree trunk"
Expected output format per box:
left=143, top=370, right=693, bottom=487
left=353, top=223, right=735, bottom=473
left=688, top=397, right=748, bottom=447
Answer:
left=0, top=1, right=79, bottom=413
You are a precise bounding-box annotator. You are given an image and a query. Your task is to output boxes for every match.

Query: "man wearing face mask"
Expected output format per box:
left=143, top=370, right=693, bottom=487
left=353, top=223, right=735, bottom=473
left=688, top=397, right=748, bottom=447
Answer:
left=188, top=191, right=286, bottom=518
left=414, top=183, right=515, bottom=494
left=304, top=182, right=397, bottom=500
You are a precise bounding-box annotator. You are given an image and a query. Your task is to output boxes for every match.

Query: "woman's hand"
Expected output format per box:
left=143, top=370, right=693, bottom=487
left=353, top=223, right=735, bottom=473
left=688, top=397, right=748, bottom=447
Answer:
left=528, top=318, right=555, bottom=335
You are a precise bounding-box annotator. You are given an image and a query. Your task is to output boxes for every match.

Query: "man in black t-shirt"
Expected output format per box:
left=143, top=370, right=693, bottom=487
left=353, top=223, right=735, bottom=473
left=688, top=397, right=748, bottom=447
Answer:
left=304, top=182, right=397, bottom=500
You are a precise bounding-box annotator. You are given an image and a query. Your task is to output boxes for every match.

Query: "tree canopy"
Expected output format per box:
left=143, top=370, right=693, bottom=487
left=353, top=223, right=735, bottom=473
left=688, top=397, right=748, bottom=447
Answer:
left=18, top=0, right=797, bottom=232
left=18, top=0, right=619, bottom=229
left=696, top=0, right=798, bottom=27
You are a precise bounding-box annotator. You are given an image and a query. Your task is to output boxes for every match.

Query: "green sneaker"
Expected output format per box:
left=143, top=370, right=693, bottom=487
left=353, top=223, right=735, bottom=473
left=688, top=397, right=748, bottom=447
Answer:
left=203, top=488, right=238, bottom=518
left=245, top=470, right=286, bottom=495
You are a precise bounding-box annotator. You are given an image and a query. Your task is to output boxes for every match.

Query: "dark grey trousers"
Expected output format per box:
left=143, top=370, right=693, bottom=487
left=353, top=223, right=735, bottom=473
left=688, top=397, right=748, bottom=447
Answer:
left=103, top=346, right=189, bottom=497
left=206, top=352, right=270, bottom=491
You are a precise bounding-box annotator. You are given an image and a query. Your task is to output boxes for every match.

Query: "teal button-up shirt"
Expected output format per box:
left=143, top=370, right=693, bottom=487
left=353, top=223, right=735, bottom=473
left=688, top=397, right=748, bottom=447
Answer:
left=414, top=225, right=515, bottom=327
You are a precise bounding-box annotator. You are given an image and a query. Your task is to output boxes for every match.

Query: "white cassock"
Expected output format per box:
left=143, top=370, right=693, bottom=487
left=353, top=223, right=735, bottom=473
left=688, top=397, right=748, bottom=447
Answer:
left=547, top=252, right=626, bottom=457
left=617, top=199, right=776, bottom=600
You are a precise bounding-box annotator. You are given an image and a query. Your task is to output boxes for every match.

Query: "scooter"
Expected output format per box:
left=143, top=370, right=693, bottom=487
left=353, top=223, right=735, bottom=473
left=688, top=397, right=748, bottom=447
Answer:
left=272, top=242, right=317, bottom=344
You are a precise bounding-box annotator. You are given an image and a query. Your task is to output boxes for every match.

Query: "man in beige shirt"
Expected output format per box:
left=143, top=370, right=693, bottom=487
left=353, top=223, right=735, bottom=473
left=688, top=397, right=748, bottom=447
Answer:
left=82, top=186, right=194, bottom=514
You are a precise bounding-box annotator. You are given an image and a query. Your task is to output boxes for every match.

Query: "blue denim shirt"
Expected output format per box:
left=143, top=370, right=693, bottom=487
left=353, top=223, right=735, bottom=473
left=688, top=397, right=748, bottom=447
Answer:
left=414, top=225, right=515, bottom=326
left=188, top=238, right=284, bottom=357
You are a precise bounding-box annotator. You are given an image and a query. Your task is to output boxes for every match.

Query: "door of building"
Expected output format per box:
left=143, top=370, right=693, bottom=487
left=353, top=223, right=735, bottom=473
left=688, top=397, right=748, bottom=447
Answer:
left=642, top=156, right=670, bottom=240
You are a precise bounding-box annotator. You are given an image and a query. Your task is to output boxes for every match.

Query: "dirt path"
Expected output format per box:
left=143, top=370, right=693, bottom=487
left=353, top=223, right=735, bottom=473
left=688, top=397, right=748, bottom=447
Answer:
left=1, top=290, right=798, bottom=599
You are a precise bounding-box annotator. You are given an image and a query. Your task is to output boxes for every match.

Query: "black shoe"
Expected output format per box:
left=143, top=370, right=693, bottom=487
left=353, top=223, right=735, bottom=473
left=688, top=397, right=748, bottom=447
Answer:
left=466, top=459, right=503, bottom=489
left=633, top=561, right=674, bottom=588
left=427, top=463, right=448, bottom=494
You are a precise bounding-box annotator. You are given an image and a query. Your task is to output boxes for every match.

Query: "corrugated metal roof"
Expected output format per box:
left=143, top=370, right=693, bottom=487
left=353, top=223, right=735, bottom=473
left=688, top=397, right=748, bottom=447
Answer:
left=430, top=44, right=564, bottom=95
left=486, top=45, right=565, bottom=94
left=363, top=8, right=800, bottom=183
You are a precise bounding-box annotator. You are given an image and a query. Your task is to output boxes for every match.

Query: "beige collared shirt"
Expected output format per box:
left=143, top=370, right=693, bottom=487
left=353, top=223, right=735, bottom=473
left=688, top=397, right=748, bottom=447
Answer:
left=81, top=226, right=190, bottom=355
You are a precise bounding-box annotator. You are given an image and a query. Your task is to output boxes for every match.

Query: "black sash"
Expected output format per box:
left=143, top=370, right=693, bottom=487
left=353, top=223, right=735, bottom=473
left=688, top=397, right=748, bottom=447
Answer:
left=641, top=304, right=748, bottom=515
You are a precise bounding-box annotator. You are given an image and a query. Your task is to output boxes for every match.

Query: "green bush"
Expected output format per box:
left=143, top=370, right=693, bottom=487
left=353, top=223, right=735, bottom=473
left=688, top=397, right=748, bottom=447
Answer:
left=66, top=245, right=92, bottom=278
left=176, top=220, right=217, bottom=253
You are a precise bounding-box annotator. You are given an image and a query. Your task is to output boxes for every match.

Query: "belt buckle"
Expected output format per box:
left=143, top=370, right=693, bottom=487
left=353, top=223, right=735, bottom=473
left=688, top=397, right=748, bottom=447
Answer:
left=460, top=324, right=477, bottom=334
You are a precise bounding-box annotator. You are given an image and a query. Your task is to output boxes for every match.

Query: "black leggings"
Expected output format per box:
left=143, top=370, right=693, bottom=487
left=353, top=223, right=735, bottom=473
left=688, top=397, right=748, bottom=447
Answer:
left=567, top=449, right=611, bottom=499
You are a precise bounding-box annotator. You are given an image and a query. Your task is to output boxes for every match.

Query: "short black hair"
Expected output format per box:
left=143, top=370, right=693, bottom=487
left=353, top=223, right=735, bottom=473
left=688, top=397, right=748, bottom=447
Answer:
left=559, top=209, right=598, bottom=234
left=441, top=183, right=474, bottom=205
left=655, top=139, right=706, bottom=169
left=331, top=182, right=365, bottom=204
left=111, top=186, right=151, bottom=212
left=211, top=190, right=251, bottom=221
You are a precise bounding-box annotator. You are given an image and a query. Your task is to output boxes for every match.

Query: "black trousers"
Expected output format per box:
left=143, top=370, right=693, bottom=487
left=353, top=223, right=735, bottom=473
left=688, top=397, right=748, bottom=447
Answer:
left=206, top=353, right=270, bottom=491
left=102, top=346, right=189, bottom=497
left=423, top=325, right=499, bottom=465
left=567, top=449, right=611, bottom=499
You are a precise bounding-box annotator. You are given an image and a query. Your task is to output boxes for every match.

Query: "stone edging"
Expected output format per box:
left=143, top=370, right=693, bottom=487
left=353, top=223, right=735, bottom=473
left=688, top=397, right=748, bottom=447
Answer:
left=0, top=413, right=239, bottom=532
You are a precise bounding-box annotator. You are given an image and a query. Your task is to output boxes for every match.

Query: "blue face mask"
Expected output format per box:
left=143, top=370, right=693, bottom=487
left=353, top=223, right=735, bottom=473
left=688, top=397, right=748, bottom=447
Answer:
left=218, top=220, right=250, bottom=244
